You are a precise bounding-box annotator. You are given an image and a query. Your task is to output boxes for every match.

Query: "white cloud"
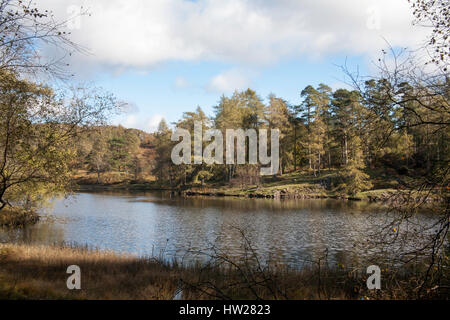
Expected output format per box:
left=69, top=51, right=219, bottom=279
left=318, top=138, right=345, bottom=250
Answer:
left=38, top=0, right=428, bottom=72
left=207, top=68, right=251, bottom=94
left=147, top=115, right=164, bottom=133
left=174, top=76, right=190, bottom=89
left=121, top=114, right=138, bottom=128
left=122, top=101, right=140, bottom=114
left=113, top=113, right=164, bottom=133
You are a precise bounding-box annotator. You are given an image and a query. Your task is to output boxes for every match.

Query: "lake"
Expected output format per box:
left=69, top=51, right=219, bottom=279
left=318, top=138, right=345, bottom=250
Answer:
left=0, top=191, right=438, bottom=269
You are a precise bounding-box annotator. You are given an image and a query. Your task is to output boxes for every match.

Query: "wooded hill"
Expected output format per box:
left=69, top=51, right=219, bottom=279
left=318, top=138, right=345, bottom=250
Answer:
left=72, top=82, right=449, bottom=198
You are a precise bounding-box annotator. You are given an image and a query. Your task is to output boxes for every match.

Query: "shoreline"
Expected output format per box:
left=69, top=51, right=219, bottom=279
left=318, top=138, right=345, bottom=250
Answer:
left=75, top=183, right=445, bottom=204
left=72, top=168, right=447, bottom=205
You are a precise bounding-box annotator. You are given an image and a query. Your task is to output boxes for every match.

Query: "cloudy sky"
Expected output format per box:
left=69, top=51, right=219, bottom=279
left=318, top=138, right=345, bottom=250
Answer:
left=40, top=0, right=428, bottom=132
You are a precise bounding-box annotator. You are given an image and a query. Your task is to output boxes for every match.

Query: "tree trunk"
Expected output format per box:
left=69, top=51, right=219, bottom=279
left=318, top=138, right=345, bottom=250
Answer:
left=328, top=151, right=331, bottom=171
left=344, top=134, right=348, bottom=166
left=0, top=186, right=7, bottom=211
left=309, top=146, right=312, bottom=169
left=318, top=152, right=321, bottom=176
left=293, top=125, right=297, bottom=171
left=280, top=157, right=283, bottom=175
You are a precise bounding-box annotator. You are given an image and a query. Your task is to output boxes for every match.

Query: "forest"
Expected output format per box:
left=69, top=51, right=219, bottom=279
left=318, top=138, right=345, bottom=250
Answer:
left=72, top=80, right=448, bottom=199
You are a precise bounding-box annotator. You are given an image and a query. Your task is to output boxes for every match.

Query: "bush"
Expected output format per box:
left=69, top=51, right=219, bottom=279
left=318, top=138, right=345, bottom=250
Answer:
left=336, top=164, right=373, bottom=196
left=0, top=209, right=39, bottom=228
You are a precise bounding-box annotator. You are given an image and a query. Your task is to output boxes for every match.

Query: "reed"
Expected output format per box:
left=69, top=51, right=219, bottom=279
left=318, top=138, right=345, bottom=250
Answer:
left=1, top=243, right=446, bottom=300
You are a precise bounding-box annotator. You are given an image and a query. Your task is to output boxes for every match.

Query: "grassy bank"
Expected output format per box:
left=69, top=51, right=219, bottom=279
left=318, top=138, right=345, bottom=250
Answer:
left=75, top=169, right=445, bottom=203
left=0, top=243, right=445, bottom=300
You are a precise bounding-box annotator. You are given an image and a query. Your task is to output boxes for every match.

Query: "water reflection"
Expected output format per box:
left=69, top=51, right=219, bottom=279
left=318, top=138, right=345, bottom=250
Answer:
left=0, top=191, right=437, bottom=269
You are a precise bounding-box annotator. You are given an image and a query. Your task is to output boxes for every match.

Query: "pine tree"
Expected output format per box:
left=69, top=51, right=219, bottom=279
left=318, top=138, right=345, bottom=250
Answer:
left=338, top=136, right=373, bottom=196
left=267, top=94, right=292, bottom=174
left=152, top=119, right=174, bottom=186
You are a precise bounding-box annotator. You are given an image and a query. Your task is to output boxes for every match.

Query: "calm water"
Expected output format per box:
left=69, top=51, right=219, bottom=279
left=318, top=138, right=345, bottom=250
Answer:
left=0, top=191, right=438, bottom=268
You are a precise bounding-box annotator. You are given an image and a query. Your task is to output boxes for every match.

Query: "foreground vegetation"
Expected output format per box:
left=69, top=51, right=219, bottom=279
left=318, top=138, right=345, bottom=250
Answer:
left=0, top=243, right=447, bottom=300
left=0, top=209, right=39, bottom=228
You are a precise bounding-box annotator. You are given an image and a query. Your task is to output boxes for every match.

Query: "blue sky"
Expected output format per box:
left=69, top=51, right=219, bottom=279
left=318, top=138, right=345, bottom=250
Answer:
left=40, top=0, right=428, bottom=132
left=94, top=55, right=367, bottom=128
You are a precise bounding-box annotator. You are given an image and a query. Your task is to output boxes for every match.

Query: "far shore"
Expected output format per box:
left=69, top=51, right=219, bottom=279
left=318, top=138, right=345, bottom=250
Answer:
left=73, top=169, right=446, bottom=205
left=75, top=182, right=444, bottom=205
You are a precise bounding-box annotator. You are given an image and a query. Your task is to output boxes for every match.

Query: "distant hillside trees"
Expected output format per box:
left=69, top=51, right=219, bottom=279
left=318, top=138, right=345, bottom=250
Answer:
left=144, top=76, right=448, bottom=195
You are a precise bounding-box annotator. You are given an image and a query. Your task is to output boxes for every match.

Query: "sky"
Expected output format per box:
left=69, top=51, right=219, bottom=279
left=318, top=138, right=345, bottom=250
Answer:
left=39, top=0, right=429, bottom=132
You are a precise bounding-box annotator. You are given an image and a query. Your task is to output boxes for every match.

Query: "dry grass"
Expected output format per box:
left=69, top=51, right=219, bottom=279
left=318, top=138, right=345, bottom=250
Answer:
left=0, top=243, right=182, bottom=300
left=1, top=243, right=445, bottom=300
left=73, top=170, right=156, bottom=186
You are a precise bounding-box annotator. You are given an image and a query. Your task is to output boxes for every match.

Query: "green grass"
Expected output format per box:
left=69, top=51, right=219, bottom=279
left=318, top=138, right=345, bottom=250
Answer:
left=74, top=169, right=446, bottom=203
